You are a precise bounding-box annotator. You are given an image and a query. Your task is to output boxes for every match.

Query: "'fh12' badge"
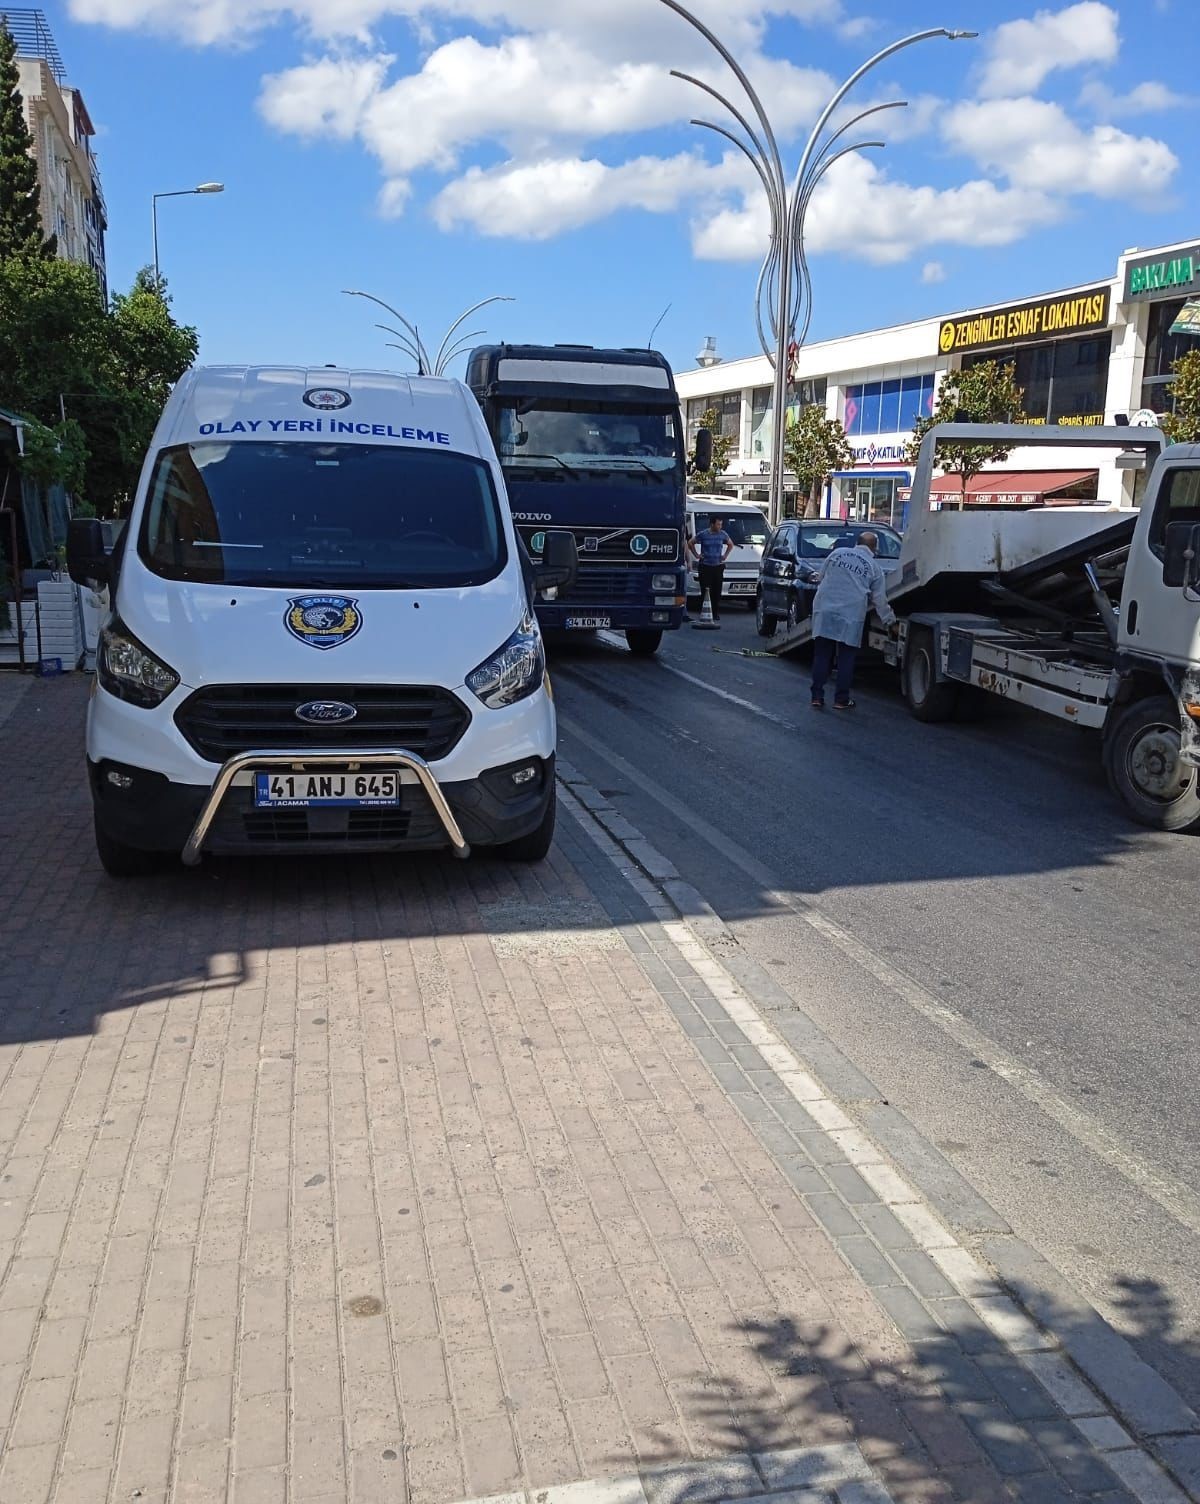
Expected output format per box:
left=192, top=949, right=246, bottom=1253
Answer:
left=285, top=596, right=362, bottom=651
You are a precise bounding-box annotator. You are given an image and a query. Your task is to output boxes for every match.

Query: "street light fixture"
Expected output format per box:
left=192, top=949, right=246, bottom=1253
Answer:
left=342, top=290, right=515, bottom=376
left=658, top=3, right=975, bottom=521
left=151, top=182, right=225, bottom=292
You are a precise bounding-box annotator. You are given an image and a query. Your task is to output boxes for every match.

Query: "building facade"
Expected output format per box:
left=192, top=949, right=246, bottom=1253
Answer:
left=675, top=236, right=1200, bottom=523
left=2, top=8, right=107, bottom=295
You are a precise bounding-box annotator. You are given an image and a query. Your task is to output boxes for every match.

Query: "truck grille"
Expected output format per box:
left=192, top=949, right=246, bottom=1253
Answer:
left=175, top=684, right=471, bottom=765
left=564, top=567, right=648, bottom=605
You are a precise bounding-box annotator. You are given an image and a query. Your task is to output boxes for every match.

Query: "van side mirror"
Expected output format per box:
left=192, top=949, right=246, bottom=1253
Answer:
left=1163, top=520, right=1200, bottom=589
left=534, top=529, right=577, bottom=595
left=66, top=518, right=109, bottom=588
left=693, top=427, right=713, bottom=475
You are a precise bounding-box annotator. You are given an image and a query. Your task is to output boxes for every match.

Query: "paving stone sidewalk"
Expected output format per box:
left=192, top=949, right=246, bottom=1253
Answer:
left=0, top=678, right=1175, bottom=1503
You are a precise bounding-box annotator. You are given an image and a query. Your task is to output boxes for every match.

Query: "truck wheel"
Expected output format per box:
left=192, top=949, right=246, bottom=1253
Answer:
left=1105, top=695, right=1200, bottom=832
left=94, top=817, right=163, bottom=878
left=626, top=629, right=662, bottom=657
left=903, top=628, right=959, bottom=723
left=495, top=787, right=556, bottom=862
left=755, top=594, right=777, bottom=638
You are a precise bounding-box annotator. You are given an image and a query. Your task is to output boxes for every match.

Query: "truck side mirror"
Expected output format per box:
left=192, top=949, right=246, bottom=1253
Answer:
left=1163, top=521, right=1200, bottom=590
left=534, top=530, right=577, bottom=595
left=693, top=427, right=713, bottom=475
left=66, top=517, right=109, bottom=589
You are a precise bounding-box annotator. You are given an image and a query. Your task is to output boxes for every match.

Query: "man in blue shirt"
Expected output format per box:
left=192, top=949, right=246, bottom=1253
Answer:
left=687, top=516, right=734, bottom=622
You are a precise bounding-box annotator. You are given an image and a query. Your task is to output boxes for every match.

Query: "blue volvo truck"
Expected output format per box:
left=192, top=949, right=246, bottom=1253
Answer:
left=468, top=344, right=708, bottom=656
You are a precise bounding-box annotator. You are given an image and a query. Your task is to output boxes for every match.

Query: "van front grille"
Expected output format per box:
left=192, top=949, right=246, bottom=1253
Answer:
left=174, top=684, right=471, bottom=764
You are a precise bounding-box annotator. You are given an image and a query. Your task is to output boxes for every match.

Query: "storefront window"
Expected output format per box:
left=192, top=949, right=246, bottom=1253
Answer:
left=846, top=373, right=934, bottom=436
left=687, top=392, right=741, bottom=447
left=1141, top=298, right=1196, bottom=414
left=963, top=331, right=1110, bottom=425
left=750, top=387, right=772, bottom=459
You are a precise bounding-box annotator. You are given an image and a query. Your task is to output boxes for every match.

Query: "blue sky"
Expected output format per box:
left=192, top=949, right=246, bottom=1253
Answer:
left=43, top=0, right=1198, bottom=377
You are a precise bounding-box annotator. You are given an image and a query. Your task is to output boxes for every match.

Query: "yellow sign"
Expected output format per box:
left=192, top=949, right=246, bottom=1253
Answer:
left=937, top=288, right=1110, bottom=356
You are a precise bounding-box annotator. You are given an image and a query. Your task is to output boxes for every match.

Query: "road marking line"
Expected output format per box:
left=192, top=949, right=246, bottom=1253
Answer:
left=592, top=632, right=801, bottom=728
left=558, top=712, right=1200, bottom=1241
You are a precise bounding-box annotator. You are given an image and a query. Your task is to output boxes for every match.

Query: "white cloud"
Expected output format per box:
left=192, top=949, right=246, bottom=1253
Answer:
left=978, top=2, right=1119, bottom=99
left=944, top=96, right=1178, bottom=204
left=259, top=53, right=393, bottom=139
left=921, top=260, right=946, bottom=284
left=1079, top=79, right=1195, bottom=116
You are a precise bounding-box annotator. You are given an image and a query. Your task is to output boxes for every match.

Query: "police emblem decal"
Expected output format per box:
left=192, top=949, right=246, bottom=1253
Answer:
left=302, top=388, right=351, bottom=411
left=285, top=596, right=363, bottom=651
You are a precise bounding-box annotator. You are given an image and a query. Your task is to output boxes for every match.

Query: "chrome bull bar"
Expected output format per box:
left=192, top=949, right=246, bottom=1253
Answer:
left=181, top=748, right=471, bottom=867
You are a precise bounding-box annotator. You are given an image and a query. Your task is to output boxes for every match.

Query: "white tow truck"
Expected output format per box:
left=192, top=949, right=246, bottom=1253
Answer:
left=768, top=424, right=1200, bottom=831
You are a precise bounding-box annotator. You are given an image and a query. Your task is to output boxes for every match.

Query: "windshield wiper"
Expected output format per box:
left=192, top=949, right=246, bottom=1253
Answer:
left=507, top=453, right=580, bottom=478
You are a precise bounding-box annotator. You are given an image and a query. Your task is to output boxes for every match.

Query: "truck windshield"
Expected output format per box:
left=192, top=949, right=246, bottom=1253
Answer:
left=138, top=442, right=507, bottom=588
left=497, top=401, right=680, bottom=474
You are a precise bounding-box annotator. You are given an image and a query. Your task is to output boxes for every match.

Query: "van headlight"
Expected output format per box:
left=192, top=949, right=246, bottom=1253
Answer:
left=97, top=618, right=180, bottom=708
left=466, top=613, right=545, bottom=709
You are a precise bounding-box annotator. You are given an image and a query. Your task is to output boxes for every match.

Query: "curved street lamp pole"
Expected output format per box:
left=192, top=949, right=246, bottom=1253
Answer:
left=343, top=291, right=515, bottom=376
left=659, top=4, right=975, bottom=521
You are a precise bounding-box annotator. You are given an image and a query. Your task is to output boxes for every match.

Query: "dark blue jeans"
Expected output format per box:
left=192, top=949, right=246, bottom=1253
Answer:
left=812, top=637, right=857, bottom=704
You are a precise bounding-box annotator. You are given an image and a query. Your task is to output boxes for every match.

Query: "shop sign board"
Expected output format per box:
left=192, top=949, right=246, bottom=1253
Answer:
left=1125, top=245, right=1200, bottom=302
left=937, top=288, right=1110, bottom=355
left=850, top=436, right=910, bottom=465
left=1169, top=297, right=1200, bottom=337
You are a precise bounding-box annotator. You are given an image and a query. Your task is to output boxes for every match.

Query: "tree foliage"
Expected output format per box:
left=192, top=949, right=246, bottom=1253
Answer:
left=783, top=404, right=854, bottom=518
left=1161, top=348, right=1200, bottom=445
left=690, top=407, right=736, bottom=491
left=0, top=258, right=198, bottom=514
left=906, top=361, right=1027, bottom=506
left=0, top=22, right=52, bottom=259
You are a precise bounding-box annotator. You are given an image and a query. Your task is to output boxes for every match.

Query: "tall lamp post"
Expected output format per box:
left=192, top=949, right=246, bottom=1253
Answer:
left=152, top=182, right=224, bottom=292
left=658, top=3, right=975, bottom=522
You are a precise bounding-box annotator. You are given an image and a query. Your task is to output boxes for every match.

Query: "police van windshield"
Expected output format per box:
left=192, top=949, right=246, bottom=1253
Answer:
left=139, top=442, right=507, bottom=588
left=497, top=401, right=680, bottom=473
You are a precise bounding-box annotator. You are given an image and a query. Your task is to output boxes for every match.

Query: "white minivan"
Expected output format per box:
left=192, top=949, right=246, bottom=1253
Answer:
left=684, top=496, right=771, bottom=606
left=67, top=365, right=577, bottom=876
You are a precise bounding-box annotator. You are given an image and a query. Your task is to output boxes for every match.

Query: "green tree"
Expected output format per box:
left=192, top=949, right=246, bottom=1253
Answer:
left=1161, top=348, right=1200, bottom=444
left=906, top=361, right=1027, bottom=508
left=0, top=22, right=52, bottom=258
left=690, top=407, right=736, bottom=491
left=783, top=404, right=853, bottom=518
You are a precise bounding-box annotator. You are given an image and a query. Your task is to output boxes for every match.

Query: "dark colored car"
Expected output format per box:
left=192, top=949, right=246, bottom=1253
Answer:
left=756, top=520, right=903, bottom=636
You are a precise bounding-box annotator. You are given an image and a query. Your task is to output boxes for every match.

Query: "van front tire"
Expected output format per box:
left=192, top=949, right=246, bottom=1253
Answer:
left=495, top=786, right=556, bottom=862
left=94, top=816, right=164, bottom=878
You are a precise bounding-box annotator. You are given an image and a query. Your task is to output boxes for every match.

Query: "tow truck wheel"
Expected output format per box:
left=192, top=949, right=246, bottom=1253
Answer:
left=495, top=785, right=556, bottom=862
left=94, top=816, right=163, bottom=878
left=625, top=629, right=663, bottom=657
left=755, top=593, right=777, bottom=638
left=903, top=627, right=959, bottom=723
left=1105, top=695, right=1200, bottom=832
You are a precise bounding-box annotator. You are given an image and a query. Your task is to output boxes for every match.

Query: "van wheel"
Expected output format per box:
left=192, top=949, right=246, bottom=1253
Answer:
left=1105, top=695, right=1200, bottom=832
left=755, top=594, right=777, bottom=638
left=94, top=817, right=163, bottom=878
left=626, top=629, right=662, bottom=657
left=495, top=787, right=556, bottom=862
left=903, top=627, right=959, bottom=722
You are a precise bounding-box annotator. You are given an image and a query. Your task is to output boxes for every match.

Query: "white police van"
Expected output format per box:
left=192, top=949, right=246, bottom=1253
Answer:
left=67, top=365, right=577, bottom=876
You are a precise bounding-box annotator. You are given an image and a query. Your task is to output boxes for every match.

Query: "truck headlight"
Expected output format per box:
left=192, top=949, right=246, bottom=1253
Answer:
left=97, top=618, right=180, bottom=708
left=466, top=612, right=545, bottom=709
left=652, top=573, right=677, bottom=591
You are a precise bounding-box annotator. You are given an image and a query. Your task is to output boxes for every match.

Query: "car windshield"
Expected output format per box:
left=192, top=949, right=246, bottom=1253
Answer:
left=139, top=442, right=507, bottom=589
left=692, top=511, right=769, bottom=547
left=497, top=401, right=680, bottom=473
left=798, top=525, right=902, bottom=560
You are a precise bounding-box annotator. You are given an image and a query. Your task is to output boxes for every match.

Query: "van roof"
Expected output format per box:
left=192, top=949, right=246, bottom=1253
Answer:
left=159, top=365, right=486, bottom=457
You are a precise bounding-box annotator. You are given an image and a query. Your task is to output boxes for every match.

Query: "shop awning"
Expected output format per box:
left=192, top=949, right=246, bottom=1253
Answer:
left=927, top=469, right=1098, bottom=505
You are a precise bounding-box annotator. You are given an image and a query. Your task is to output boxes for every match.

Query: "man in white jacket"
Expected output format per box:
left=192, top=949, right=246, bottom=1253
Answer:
left=808, top=531, right=897, bottom=710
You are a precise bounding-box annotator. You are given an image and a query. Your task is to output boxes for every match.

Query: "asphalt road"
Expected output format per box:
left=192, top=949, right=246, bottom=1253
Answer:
left=547, top=608, right=1200, bottom=1412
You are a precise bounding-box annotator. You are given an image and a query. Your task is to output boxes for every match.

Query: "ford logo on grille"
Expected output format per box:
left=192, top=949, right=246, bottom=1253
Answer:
left=295, top=700, right=358, bottom=725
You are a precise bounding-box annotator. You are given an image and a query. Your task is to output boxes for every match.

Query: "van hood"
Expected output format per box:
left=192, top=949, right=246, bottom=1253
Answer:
left=117, top=566, right=525, bottom=692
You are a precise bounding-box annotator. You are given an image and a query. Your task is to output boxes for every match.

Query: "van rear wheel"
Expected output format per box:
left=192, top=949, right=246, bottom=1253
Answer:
left=1105, top=695, right=1200, bottom=832
left=626, top=629, right=662, bottom=657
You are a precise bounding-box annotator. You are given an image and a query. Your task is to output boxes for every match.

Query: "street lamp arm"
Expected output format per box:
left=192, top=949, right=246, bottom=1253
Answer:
left=801, top=99, right=906, bottom=195
left=671, top=71, right=782, bottom=216
left=434, top=296, right=514, bottom=377
left=794, top=140, right=886, bottom=346
left=689, top=118, right=779, bottom=218
left=437, top=332, right=488, bottom=374
left=343, top=290, right=433, bottom=374
left=657, top=0, right=787, bottom=201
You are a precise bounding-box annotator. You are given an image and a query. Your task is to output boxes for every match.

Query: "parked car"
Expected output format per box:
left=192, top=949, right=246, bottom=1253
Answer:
left=756, top=519, right=903, bottom=636
left=685, top=497, right=771, bottom=607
